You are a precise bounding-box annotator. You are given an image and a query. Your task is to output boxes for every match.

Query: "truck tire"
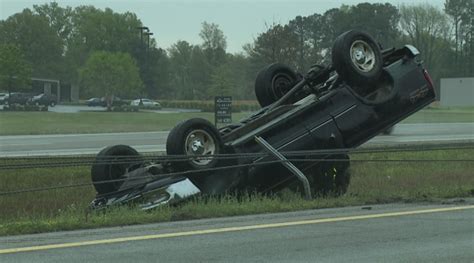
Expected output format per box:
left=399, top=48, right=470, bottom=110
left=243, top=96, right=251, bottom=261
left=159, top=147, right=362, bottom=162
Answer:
left=255, top=63, right=298, bottom=107
left=166, top=118, right=223, bottom=171
left=332, top=30, right=383, bottom=87
left=91, top=145, right=142, bottom=195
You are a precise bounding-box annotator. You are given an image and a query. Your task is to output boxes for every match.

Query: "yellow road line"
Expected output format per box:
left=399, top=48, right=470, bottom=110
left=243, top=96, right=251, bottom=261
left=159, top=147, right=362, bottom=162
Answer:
left=1, top=205, right=473, bottom=255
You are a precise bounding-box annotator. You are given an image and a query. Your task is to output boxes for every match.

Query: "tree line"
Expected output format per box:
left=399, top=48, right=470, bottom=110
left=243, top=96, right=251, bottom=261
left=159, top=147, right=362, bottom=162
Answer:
left=0, top=1, right=472, bottom=101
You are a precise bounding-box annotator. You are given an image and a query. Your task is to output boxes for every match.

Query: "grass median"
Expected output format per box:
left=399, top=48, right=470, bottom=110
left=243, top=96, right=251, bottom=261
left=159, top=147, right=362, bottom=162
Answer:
left=0, top=148, right=473, bottom=236
left=0, top=111, right=250, bottom=135
left=0, top=107, right=473, bottom=135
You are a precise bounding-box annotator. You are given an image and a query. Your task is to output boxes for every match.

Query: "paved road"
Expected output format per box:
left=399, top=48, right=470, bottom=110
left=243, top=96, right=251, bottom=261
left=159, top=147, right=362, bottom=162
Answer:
left=1, top=201, right=473, bottom=262
left=1, top=123, right=473, bottom=156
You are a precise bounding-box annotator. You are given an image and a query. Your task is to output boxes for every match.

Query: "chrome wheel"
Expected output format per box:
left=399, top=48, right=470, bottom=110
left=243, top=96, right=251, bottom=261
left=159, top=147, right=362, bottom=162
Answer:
left=185, top=129, right=216, bottom=166
left=350, top=40, right=376, bottom=72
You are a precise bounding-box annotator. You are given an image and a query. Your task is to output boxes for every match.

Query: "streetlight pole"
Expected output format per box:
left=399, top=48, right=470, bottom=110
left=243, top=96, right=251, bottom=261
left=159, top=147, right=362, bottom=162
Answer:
left=136, top=26, right=149, bottom=45
left=136, top=26, right=154, bottom=99
left=144, top=32, right=154, bottom=51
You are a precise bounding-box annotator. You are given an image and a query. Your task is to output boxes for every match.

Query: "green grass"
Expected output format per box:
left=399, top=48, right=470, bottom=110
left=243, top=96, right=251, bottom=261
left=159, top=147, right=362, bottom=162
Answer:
left=0, top=111, right=250, bottom=135
left=0, top=148, right=473, bottom=236
left=0, top=107, right=473, bottom=135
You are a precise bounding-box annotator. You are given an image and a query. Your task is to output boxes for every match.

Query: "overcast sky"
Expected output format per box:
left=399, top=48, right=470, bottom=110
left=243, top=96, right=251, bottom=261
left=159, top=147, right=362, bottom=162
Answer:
left=0, top=0, right=445, bottom=53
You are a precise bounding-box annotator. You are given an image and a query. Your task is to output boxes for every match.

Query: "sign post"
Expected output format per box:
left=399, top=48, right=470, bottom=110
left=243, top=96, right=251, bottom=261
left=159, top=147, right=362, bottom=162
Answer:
left=214, top=96, right=232, bottom=127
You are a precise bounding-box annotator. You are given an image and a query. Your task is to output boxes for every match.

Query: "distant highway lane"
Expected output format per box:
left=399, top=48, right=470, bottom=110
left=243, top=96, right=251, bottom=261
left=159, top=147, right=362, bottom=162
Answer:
left=1, top=123, right=473, bottom=156
left=0, top=201, right=473, bottom=262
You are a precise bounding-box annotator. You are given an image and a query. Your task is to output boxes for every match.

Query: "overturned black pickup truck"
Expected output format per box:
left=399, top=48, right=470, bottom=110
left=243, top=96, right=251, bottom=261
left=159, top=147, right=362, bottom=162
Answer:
left=90, top=30, right=436, bottom=210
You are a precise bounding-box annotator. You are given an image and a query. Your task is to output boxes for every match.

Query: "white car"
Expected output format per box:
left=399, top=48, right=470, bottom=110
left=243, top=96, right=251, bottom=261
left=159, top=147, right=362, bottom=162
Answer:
left=0, top=93, right=8, bottom=105
left=130, top=98, right=161, bottom=108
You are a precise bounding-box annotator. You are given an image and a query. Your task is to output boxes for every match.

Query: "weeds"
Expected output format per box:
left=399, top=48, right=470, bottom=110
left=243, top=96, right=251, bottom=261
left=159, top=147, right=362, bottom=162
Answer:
left=0, top=148, right=473, bottom=236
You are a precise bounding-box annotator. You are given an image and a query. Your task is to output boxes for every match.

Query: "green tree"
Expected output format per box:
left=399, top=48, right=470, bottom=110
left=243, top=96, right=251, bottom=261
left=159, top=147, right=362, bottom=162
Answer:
left=303, top=14, right=325, bottom=66
left=466, top=0, right=474, bottom=74
left=347, top=3, right=400, bottom=47
left=199, top=21, right=227, bottom=66
left=33, top=2, right=74, bottom=46
left=66, top=7, right=143, bottom=83
left=143, top=48, right=171, bottom=99
left=400, top=4, right=451, bottom=83
left=168, top=41, right=193, bottom=99
left=0, top=44, right=32, bottom=95
left=288, top=16, right=311, bottom=70
left=0, top=8, right=63, bottom=79
left=444, top=0, right=473, bottom=69
left=169, top=40, right=214, bottom=100
left=209, top=64, right=233, bottom=97
left=189, top=46, right=213, bottom=99
left=245, top=22, right=299, bottom=70
left=210, top=53, right=254, bottom=100
left=79, top=51, right=143, bottom=108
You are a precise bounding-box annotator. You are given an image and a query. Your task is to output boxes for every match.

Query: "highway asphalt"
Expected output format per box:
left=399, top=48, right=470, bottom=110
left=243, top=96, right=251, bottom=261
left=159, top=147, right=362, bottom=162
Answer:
left=1, top=122, right=473, bottom=156
left=1, top=200, right=473, bottom=262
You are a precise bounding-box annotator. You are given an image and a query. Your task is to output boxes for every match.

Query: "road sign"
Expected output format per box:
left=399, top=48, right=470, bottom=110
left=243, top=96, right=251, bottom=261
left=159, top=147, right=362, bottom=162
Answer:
left=215, top=96, right=232, bottom=125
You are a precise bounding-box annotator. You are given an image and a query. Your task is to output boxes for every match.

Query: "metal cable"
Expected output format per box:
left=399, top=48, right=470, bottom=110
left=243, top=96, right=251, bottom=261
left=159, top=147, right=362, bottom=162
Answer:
left=4, top=142, right=474, bottom=161
left=2, top=144, right=473, bottom=170
left=0, top=159, right=285, bottom=196
left=2, top=156, right=474, bottom=171
left=1, top=156, right=472, bottom=196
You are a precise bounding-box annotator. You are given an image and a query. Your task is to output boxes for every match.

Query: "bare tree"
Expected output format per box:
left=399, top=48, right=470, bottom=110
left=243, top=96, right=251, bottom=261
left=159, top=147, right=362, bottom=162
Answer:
left=400, top=4, right=451, bottom=69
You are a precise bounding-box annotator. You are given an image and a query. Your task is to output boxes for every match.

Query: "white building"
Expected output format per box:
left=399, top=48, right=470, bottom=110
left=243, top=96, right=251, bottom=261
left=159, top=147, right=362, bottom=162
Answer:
left=440, top=78, right=474, bottom=106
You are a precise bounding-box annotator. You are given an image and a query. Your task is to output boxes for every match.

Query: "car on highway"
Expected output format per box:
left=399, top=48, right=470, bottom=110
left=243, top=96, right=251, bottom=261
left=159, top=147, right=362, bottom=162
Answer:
left=90, top=30, right=436, bottom=210
left=130, top=98, right=161, bottom=109
left=29, top=93, right=57, bottom=107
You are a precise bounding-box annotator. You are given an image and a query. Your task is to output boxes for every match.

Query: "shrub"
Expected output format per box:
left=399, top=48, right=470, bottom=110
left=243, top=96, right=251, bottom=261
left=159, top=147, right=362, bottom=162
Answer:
left=2, top=104, right=48, bottom=112
left=158, top=100, right=260, bottom=113
left=109, top=105, right=140, bottom=112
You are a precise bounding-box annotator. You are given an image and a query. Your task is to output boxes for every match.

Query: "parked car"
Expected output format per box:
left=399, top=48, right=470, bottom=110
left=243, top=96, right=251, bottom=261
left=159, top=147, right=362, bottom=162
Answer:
left=4, top=92, right=35, bottom=105
left=29, top=93, right=57, bottom=107
left=130, top=98, right=161, bottom=109
left=90, top=30, right=436, bottom=210
left=0, top=93, right=8, bottom=105
left=86, top=97, right=103, bottom=107
left=86, top=97, right=127, bottom=107
left=109, top=97, right=128, bottom=107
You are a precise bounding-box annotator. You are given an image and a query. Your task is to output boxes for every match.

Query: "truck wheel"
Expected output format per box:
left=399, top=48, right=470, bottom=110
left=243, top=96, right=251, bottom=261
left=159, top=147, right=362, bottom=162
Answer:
left=166, top=118, right=223, bottom=171
left=50, top=101, right=56, bottom=107
left=91, top=145, right=142, bottom=195
left=255, top=63, right=298, bottom=107
left=332, top=30, right=382, bottom=87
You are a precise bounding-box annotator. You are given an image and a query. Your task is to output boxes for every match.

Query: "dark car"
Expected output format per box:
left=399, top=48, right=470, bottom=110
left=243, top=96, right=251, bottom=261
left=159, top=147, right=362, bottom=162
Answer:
left=30, top=93, right=57, bottom=107
left=89, top=30, right=436, bottom=210
left=87, top=97, right=127, bottom=107
left=86, top=97, right=103, bottom=107
left=4, top=92, right=35, bottom=105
